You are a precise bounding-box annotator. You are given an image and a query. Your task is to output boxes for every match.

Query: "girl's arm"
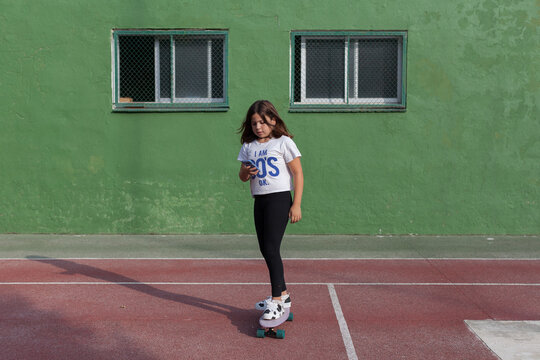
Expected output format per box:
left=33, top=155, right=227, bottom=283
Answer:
left=287, top=157, right=304, bottom=223
left=239, top=163, right=258, bottom=182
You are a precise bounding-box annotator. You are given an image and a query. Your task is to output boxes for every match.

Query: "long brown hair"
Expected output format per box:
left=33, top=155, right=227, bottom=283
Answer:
left=238, top=100, right=293, bottom=144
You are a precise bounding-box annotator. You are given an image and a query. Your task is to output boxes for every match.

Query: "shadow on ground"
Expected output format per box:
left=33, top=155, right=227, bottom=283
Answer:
left=26, top=256, right=259, bottom=338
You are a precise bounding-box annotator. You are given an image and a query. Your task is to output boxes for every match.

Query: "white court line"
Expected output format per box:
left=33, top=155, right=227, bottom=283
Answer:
left=331, top=283, right=540, bottom=286
left=0, top=282, right=270, bottom=286
left=2, top=257, right=540, bottom=261
left=0, top=282, right=539, bottom=286
left=3, top=281, right=537, bottom=359
left=328, top=284, right=358, bottom=360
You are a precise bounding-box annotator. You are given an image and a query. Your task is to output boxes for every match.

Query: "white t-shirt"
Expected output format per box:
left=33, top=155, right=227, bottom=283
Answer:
left=237, top=136, right=302, bottom=196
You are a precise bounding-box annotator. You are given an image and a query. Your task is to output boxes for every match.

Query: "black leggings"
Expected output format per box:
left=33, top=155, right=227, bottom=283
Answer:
left=254, top=191, right=291, bottom=297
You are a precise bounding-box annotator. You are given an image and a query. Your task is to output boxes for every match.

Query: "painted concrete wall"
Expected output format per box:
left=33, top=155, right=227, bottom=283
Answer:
left=1, top=0, right=538, bottom=234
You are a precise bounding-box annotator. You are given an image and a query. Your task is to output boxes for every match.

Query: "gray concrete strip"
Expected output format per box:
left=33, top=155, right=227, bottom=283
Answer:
left=0, top=234, right=538, bottom=259
left=465, top=320, right=540, bottom=360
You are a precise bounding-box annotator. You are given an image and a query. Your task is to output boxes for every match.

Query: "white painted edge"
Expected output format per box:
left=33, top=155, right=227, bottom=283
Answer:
left=465, top=320, right=540, bottom=360
left=328, top=284, right=358, bottom=360
left=0, top=282, right=539, bottom=286
left=465, top=320, right=500, bottom=359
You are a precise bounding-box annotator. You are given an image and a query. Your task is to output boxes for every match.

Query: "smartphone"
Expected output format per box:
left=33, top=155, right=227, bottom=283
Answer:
left=243, top=160, right=259, bottom=171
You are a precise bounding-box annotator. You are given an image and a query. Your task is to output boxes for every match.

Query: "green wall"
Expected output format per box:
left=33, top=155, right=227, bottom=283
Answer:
left=1, top=0, right=538, bottom=234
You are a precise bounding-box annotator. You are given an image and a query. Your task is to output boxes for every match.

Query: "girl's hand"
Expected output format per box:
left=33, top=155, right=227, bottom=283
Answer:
left=289, top=204, right=302, bottom=223
left=239, top=163, right=258, bottom=182
left=287, top=157, right=303, bottom=224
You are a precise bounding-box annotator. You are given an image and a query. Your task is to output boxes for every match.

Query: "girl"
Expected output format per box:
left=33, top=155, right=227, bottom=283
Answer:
left=237, top=100, right=304, bottom=320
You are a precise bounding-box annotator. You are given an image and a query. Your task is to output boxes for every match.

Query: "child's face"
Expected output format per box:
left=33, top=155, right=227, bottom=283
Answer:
left=251, top=113, right=275, bottom=140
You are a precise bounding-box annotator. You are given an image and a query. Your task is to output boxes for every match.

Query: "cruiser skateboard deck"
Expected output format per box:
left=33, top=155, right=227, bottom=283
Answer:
left=256, top=308, right=293, bottom=339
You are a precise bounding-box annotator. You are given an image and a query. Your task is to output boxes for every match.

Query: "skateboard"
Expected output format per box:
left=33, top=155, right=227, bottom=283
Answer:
left=256, top=307, right=293, bottom=339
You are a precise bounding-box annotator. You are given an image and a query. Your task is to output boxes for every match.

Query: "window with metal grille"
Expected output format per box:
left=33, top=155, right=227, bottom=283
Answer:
left=290, top=31, right=407, bottom=112
left=112, top=29, right=228, bottom=111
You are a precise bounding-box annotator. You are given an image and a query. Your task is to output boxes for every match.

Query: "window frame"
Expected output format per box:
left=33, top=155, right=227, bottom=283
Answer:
left=112, top=29, right=229, bottom=112
left=290, top=30, right=407, bottom=112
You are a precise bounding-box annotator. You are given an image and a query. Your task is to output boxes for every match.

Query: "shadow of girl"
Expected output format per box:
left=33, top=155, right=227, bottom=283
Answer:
left=26, top=256, right=259, bottom=337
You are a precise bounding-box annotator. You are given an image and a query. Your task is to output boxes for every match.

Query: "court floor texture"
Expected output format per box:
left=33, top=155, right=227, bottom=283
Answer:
left=0, top=234, right=539, bottom=359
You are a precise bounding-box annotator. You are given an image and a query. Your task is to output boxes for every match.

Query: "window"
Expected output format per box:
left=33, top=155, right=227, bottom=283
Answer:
left=112, top=29, right=228, bottom=111
left=290, top=31, right=407, bottom=112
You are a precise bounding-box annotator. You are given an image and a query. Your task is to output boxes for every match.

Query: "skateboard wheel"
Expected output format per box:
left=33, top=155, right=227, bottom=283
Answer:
left=276, top=329, right=285, bottom=339
left=287, top=312, right=293, bottom=321
left=256, top=329, right=266, bottom=338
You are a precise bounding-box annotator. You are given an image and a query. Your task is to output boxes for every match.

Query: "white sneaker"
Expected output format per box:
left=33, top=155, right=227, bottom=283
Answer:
left=255, top=293, right=291, bottom=310
left=262, top=299, right=285, bottom=320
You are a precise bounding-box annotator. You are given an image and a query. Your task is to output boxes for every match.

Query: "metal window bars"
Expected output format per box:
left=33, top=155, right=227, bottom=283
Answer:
left=113, top=30, right=228, bottom=111
left=291, top=31, right=407, bottom=111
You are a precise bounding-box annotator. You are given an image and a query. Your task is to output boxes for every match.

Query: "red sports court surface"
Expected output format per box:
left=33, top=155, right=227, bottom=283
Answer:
left=1, top=258, right=539, bottom=359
